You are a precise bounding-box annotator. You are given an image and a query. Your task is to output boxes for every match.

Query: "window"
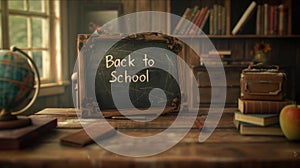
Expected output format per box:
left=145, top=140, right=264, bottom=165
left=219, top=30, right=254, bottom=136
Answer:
left=0, top=0, right=61, bottom=83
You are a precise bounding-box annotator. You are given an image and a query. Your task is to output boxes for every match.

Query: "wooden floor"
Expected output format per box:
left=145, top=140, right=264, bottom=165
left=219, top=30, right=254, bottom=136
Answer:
left=0, top=108, right=299, bottom=168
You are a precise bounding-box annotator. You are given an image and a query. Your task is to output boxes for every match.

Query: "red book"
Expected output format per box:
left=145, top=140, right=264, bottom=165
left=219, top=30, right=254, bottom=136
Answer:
left=199, top=10, right=210, bottom=32
left=278, top=4, right=286, bottom=35
left=184, top=9, right=201, bottom=35
left=269, top=5, right=275, bottom=35
left=238, top=98, right=296, bottom=114
left=274, top=5, right=279, bottom=35
left=189, top=7, right=208, bottom=35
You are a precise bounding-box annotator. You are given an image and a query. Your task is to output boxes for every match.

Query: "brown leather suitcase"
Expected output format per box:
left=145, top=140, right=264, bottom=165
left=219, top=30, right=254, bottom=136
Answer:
left=240, top=65, right=286, bottom=101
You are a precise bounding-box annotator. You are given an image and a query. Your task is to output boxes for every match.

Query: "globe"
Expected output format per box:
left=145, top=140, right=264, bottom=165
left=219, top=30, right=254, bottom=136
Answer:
left=0, top=46, right=40, bottom=129
left=0, top=50, right=35, bottom=110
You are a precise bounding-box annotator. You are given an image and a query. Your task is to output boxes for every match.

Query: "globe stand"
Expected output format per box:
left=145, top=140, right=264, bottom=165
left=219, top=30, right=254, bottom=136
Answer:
left=0, top=108, right=31, bottom=129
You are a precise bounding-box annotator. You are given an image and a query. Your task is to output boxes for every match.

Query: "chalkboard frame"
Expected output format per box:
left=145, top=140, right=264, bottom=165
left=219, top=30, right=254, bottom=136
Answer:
left=76, top=33, right=185, bottom=116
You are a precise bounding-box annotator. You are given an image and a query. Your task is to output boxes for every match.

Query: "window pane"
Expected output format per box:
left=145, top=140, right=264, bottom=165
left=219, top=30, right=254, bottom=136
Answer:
left=32, top=51, right=44, bottom=78
left=32, top=50, right=50, bottom=79
left=8, top=0, right=25, bottom=10
left=9, top=15, right=28, bottom=48
left=29, top=0, right=45, bottom=12
left=32, top=18, right=43, bottom=48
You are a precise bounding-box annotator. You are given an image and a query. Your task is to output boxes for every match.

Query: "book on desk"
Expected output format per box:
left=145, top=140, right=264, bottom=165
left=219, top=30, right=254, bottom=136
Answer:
left=233, top=98, right=290, bottom=136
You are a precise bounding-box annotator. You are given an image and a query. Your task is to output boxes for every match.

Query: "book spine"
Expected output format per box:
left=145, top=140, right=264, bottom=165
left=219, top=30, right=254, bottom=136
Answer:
left=213, top=4, right=218, bottom=35
left=191, top=7, right=208, bottom=35
left=256, top=5, right=261, bottom=35
left=199, top=10, right=210, bottom=34
left=269, top=5, right=275, bottom=35
left=184, top=9, right=201, bottom=35
left=224, top=0, right=230, bottom=35
left=260, top=4, right=264, bottom=35
left=217, top=4, right=222, bottom=35
left=221, top=6, right=226, bottom=35
left=263, top=3, right=268, bottom=35
left=278, top=4, right=284, bottom=35
left=178, top=6, right=198, bottom=35
left=238, top=98, right=296, bottom=114
left=189, top=7, right=206, bottom=35
left=232, top=1, right=257, bottom=35
left=209, top=8, right=214, bottom=35
left=173, top=8, right=191, bottom=34
left=274, top=5, right=279, bottom=35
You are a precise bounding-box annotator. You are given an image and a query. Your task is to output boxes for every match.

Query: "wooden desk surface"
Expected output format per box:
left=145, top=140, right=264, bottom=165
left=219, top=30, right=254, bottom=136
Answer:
left=0, top=108, right=299, bottom=168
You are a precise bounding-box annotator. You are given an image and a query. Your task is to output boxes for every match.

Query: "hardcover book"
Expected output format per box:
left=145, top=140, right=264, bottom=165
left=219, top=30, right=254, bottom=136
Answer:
left=199, top=10, right=210, bottom=31
left=184, top=9, right=201, bottom=35
left=256, top=5, right=261, bottom=35
left=232, top=1, right=257, bottom=35
left=173, top=8, right=191, bottom=34
left=189, top=7, right=208, bottom=35
left=233, top=120, right=283, bottom=136
left=234, top=111, right=278, bottom=126
left=178, top=6, right=199, bottom=35
left=238, top=98, right=295, bottom=114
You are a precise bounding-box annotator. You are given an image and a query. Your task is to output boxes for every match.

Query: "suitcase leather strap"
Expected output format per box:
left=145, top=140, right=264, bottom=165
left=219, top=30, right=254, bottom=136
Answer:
left=243, top=64, right=280, bottom=73
left=244, top=81, right=282, bottom=96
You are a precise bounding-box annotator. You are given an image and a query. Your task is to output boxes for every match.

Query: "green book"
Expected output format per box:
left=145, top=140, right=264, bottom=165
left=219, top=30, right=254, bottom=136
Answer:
left=233, top=120, right=283, bottom=136
left=221, top=6, right=226, bottom=35
left=234, top=111, right=279, bottom=126
left=209, top=8, right=214, bottom=35
left=213, top=4, right=218, bottom=35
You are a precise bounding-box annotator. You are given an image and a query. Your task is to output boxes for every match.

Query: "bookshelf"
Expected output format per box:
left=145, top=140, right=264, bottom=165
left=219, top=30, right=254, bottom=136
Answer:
left=168, top=0, right=300, bottom=106
left=170, top=0, right=299, bottom=37
left=169, top=0, right=300, bottom=65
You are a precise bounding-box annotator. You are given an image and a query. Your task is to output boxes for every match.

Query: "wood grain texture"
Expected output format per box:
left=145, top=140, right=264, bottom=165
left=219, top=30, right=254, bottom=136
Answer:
left=0, top=108, right=299, bottom=168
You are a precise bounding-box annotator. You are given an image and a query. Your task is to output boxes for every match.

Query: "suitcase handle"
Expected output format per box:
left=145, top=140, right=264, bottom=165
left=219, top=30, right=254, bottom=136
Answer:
left=246, top=64, right=280, bottom=72
left=244, top=81, right=282, bottom=96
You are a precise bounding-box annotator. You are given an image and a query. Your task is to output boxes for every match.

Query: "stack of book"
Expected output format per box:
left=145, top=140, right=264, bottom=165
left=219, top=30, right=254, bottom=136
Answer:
left=200, top=50, right=231, bottom=66
left=234, top=98, right=295, bottom=136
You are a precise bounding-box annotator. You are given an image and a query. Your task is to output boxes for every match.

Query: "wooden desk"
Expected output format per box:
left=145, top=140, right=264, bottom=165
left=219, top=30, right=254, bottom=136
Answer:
left=0, top=108, right=299, bottom=168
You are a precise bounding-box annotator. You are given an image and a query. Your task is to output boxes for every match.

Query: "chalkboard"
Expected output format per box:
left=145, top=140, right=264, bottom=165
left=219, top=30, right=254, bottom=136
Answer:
left=79, top=33, right=182, bottom=111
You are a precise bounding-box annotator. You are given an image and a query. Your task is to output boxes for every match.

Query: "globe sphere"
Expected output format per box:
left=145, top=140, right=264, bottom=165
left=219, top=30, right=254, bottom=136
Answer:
left=0, top=51, right=34, bottom=109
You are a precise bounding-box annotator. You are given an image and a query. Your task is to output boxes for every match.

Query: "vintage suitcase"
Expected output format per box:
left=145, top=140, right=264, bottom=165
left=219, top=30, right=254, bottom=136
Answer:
left=240, top=65, right=286, bottom=101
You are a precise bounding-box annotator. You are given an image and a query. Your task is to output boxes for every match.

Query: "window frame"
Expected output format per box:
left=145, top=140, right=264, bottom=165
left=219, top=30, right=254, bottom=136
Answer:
left=1, top=0, right=61, bottom=84
left=0, top=0, right=68, bottom=96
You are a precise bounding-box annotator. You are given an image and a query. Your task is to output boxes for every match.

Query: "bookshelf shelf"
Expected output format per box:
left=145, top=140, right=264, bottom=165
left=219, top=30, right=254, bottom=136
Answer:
left=173, top=35, right=300, bottom=39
